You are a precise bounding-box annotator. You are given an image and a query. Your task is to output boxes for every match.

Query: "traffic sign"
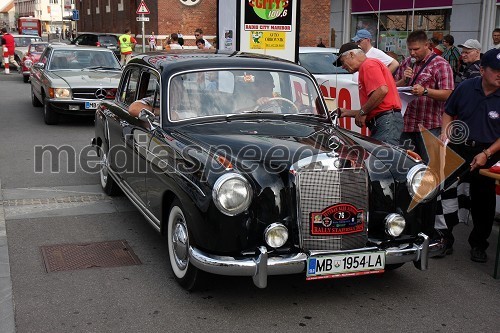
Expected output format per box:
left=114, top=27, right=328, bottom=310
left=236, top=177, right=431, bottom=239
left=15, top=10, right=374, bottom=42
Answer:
left=136, top=0, right=150, bottom=14
left=72, top=9, right=79, bottom=21
left=136, top=16, right=150, bottom=22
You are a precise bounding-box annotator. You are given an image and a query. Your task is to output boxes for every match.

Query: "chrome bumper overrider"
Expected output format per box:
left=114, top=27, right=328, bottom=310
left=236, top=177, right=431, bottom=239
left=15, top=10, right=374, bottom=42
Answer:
left=189, top=232, right=432, bottom=288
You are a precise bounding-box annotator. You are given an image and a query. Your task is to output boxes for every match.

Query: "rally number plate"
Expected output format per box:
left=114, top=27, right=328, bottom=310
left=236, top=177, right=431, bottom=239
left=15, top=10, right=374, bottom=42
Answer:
left=306, top=252, right=385, bottom=280
left=85, top=101, right=100, bottom=109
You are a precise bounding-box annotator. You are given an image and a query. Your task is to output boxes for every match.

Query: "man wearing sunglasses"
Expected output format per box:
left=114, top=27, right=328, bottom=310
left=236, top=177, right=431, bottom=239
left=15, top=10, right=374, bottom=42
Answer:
left=335, top=42, right=403, bottom=146
left=194, top=28, right=213, bottom=49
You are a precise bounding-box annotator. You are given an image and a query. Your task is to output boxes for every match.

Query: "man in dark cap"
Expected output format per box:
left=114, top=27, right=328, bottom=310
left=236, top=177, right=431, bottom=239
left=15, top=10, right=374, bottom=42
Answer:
left=440, top=48, right=500, bottom=263
left=335, top=42, right=403, bottom=145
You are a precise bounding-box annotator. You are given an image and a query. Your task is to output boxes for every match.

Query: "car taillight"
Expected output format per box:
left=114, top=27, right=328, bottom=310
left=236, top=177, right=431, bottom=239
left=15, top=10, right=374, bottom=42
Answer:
left=96, top=42, right=101, bottom=47
left=105, top=88, right=117, bottom=99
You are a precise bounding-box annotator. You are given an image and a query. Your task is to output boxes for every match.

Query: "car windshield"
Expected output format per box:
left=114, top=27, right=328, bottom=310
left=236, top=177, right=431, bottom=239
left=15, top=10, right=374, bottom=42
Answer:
left=48, top=49, right=121, bottom=70
left=29, top=43, right=49, bottom=54
left=14, top=36, right=42, bottom=47
left=168, top=69, right=327, bottom=121
left=299, top=52, right=348, bottom=75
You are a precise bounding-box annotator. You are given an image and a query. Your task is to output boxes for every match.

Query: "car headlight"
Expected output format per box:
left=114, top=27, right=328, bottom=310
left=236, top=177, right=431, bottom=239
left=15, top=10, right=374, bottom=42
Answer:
left=24, top=59, right=33, bottom=68
left=49, top=88, right=71, bottom=99
left=385, top=213, right=406, bottom=237
left=406, top=164, right=438, bottom=203
left=264, top=223, right=288, bottom=248
left=212, top=173, right=253, bottom=216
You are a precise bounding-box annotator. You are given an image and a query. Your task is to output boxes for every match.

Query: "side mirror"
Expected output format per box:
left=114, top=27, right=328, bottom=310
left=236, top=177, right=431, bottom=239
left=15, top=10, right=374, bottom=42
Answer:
left=33, top=62, right=45, bottom=69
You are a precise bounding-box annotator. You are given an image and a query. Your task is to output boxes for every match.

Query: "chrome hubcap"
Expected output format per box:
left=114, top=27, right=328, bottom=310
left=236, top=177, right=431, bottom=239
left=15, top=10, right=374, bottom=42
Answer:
left=172, top=217, right=188, bottom=270
left=100, top=152, right=108, bottom=185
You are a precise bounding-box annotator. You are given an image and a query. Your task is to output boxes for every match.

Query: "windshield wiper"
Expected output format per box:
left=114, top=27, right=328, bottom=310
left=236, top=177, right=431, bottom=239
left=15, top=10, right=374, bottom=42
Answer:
left=241, top=110, right=275, bottom=114
left=84, top=66, right=120, bottom=70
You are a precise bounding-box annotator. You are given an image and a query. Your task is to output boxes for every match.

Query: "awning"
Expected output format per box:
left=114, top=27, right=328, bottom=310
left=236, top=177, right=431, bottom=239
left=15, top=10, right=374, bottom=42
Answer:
left=352, top=0, right=453, bottom=14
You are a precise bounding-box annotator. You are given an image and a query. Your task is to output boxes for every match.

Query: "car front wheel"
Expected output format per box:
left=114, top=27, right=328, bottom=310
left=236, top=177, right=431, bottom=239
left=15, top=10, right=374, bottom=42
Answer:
left=99, top=146, right=120, bottom=196
left=31, top=85, right=42, bottom=107
left=167, top=199, right=203, bottom=290
left=43, top=96, right=59, bottom=125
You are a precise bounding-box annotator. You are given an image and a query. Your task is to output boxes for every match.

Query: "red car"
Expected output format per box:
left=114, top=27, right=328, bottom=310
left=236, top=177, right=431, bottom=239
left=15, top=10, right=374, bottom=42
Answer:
left=21, top=41, right=49, bottom=83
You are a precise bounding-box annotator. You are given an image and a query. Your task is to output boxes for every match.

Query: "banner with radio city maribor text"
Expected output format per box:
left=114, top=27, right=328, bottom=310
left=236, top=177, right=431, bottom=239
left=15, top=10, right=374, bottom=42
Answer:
left=239, top=0, right=299, bottom=62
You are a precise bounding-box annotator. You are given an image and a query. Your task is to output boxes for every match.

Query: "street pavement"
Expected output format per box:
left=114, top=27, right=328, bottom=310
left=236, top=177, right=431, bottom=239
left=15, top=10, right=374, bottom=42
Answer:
left=0, top=66, right=499, bottom=333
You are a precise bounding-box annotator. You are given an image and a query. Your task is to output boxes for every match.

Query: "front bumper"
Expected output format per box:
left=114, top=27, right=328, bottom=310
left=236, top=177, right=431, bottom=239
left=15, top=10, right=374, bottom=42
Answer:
left=190, top=232, right=440, bottom=288
left=47, top=99, right=102, bottom=115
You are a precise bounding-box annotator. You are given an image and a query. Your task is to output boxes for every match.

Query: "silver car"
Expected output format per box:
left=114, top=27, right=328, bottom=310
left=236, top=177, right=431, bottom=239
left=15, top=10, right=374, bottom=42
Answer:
left=30, top=45, right=122, bottom=125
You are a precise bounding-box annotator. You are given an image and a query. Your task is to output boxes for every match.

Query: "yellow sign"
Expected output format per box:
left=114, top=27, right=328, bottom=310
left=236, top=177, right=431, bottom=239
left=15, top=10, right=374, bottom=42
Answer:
left=249, top=31, right=286, bottom=50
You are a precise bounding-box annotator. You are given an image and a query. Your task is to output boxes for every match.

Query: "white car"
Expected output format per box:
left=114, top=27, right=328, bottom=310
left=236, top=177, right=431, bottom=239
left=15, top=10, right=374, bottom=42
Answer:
left=298, top=47, right=365, bottom=135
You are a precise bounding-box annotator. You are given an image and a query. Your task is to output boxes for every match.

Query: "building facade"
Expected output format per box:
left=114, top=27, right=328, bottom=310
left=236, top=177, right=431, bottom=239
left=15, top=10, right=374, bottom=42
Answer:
left=332, top=0, right=500, bottom=55
left=74, top=0, right=331, bottom=48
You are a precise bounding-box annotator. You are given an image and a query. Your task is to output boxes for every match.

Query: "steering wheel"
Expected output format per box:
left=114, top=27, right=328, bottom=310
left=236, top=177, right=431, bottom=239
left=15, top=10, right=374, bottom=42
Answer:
left=254, top=97, right=299, bottom=114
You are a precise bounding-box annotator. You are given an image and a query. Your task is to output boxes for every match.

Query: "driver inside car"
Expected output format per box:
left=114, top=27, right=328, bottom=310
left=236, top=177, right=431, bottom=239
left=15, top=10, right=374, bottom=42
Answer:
left=235, top=71, right=278, bottom=112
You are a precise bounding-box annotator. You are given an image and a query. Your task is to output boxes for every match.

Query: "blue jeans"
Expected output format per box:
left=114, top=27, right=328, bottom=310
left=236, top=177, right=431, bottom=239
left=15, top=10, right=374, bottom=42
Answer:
left=368, top=111, right=403, bottom=146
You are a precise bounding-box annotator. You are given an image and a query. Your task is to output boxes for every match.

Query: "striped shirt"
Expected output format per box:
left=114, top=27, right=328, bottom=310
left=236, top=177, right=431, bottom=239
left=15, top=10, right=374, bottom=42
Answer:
left=455, top=60, right=481, bottom=85
left=395, top=53, right=454, bottom=132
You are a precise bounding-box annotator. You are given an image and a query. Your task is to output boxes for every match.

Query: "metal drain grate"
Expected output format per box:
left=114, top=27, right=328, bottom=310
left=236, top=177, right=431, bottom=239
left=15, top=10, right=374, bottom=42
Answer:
left=40, top=240, right=142, bottom=273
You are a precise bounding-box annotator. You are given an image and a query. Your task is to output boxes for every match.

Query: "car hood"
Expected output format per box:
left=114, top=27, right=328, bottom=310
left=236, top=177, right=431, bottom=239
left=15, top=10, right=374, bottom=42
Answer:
left=173, top=119, right=363, bottom=168
left=48, top=70, right=122, bottom=88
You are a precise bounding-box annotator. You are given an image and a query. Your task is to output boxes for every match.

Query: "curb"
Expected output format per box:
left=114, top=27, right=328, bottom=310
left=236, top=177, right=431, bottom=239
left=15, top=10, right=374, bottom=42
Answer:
left=0, top=180, right=15, bottom=333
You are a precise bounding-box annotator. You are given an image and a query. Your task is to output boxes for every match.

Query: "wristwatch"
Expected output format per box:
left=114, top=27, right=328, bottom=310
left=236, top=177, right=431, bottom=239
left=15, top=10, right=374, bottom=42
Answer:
left=423, top=88, right=429, bottom=96
left=359, top=109, right=366, bottom=116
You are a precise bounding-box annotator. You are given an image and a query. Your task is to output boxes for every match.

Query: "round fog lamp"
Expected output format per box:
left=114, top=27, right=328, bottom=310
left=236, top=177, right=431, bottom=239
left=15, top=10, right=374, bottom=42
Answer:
left=264, top=223, right=288, bottom=248
left=385, top=213, right=406, bottom=237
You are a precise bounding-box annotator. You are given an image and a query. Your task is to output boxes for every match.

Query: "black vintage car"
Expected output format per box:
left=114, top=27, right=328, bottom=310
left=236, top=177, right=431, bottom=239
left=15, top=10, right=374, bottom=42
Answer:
left=92, top=51, right=445, bottom=290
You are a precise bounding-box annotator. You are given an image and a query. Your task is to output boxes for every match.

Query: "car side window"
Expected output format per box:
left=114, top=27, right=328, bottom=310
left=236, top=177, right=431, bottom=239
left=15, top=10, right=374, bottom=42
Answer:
left=119, top=67, right=141, bottom=106
left=133, top=70, right=160, bottom=116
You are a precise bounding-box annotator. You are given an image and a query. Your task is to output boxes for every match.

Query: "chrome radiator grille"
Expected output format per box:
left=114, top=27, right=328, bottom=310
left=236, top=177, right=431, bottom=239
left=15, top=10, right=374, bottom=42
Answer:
left=72, top=88, right=102, bottom=100
left=297, top=168, right=368, bottom=251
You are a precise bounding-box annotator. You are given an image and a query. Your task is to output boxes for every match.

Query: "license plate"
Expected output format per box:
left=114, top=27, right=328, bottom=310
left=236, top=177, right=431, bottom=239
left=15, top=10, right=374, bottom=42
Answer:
left=306, top=252, right=385, bottom=280
left=85, top=101, right=100, bottom=109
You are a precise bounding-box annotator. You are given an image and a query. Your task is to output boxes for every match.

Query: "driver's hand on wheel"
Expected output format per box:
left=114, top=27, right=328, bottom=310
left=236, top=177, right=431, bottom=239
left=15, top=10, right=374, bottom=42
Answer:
left=256, top=97, right=271, bottom=105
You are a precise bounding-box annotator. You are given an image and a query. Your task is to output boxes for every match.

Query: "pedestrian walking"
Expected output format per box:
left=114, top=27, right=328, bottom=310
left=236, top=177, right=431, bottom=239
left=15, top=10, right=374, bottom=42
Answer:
left=149, top=32, right=157, bottom=51
left=118, top=28, right=137, bottom=66
left=335, top=42, right=403, bottom=146
left=1, top=27, right=21, bottom=73
left=352, top=29, right=399, bottom=73
left=440, top=48, right=500, bottom=263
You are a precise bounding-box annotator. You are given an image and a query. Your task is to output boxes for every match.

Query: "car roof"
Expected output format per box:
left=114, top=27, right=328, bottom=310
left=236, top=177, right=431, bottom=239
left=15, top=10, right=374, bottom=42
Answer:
left=299, top=46, right=340, bottom=54
left=48, top=44, right=116, bottom=52
left=129, top=51, right=311, bottom=74
left=11, top=34, right=42, bottom=38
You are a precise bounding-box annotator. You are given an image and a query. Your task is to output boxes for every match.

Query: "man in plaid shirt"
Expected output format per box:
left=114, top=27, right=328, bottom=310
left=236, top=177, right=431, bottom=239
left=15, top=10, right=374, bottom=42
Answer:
left=395, top=30, right=455, bottom=249
left=395, top=30, right=454, bottom=161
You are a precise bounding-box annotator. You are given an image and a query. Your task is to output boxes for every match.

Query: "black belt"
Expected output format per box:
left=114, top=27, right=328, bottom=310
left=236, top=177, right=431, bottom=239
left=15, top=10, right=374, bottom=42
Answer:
left=463, top=139, right=492, bottom=149
left=366, top=109, right=401, bottom=128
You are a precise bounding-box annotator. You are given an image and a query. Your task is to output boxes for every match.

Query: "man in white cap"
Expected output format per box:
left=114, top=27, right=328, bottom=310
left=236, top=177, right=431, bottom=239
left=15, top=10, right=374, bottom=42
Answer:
left=352, top=28, right=399, bottom=73
left=456, top=39, right=482, bottom=84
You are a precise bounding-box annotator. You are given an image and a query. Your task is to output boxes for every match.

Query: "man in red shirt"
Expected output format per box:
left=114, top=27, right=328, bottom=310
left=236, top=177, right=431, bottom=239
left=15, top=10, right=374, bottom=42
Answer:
left=1, top=27, right=21, bottom=73
left=336, top=42, right=403, bottom=146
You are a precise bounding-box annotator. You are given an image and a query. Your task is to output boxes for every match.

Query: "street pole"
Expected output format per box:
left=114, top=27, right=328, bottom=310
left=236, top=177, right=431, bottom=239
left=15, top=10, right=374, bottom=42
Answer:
left=142, top=15, right=145, bottom=53
left=60, top=1, right=63, bottom=41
